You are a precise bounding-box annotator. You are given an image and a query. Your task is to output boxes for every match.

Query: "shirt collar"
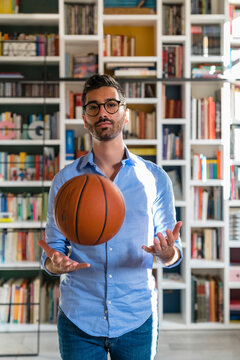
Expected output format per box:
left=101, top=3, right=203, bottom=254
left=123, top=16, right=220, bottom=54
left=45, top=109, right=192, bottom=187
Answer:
left=77, top=144, right=136, bottom=170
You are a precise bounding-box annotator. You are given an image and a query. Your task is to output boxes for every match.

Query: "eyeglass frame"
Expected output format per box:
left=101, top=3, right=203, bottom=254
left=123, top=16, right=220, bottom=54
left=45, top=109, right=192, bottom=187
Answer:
left=83, top=99, right=126, bottom=116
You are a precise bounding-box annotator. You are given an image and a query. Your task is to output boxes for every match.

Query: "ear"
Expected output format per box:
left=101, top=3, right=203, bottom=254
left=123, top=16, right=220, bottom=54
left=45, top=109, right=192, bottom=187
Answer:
left=124, top=108, right=129, bottom=125
left=82, top=114, right=87, bottom=129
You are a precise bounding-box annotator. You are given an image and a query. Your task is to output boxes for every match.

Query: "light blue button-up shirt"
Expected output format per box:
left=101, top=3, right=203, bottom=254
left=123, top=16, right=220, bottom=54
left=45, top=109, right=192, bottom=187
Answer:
left=41, top=147, right=182, bottom=337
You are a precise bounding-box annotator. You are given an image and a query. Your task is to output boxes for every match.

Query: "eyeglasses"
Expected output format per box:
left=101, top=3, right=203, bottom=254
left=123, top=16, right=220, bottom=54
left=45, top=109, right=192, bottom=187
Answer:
left=83, top=99, right=125, bottom=116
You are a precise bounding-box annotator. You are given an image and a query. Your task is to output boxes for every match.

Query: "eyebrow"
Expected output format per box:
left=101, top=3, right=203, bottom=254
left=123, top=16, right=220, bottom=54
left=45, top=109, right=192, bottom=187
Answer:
left=86, top=98, right=119, bottom=104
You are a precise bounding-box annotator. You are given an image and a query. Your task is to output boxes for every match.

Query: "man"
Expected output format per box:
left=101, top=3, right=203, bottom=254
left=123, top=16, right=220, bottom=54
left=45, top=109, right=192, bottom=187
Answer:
left=40, top=74, right=183, bottom=360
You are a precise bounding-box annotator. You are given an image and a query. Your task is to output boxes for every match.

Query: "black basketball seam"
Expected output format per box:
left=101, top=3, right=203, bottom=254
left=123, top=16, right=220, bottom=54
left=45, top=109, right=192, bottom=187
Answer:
left=75, top=175, right=88, bottom=244
left=93, top=175, right=108, bottom=245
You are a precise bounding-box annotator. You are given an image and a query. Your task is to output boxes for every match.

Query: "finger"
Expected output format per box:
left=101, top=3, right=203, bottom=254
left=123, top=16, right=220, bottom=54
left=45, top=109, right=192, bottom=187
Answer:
left=38, top=240, right=56, bottom=258
left=165, top=229, right=175, bottom=247
left=172, top=221, right=182, bottom=240
left=156, top=233, right=168, bottom=251
left=142, top=245, right=155, bottom=253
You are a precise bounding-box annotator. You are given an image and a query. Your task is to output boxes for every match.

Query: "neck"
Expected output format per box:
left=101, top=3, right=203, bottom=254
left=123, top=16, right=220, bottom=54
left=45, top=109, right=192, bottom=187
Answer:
left=92, top=135, right=125, bottom=179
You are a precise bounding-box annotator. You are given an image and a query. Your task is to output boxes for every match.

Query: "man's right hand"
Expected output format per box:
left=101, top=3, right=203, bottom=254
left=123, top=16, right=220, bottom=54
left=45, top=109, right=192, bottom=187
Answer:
left=38, top=240, right=90, bottom=274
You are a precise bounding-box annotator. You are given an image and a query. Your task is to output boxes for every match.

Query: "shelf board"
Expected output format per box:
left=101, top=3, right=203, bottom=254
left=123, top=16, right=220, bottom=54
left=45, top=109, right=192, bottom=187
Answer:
left=229, top=241, right=240, bottom=248
left=126, top=98, right=158, bottom=104
left=162, top=118, right=186, bottom=124
left=190, top=179, right=224, bottom=186
left=175, top=200, right=186, bottom=207
left=103, top=56, right=158, bottom=63
left=228, top=200, right=240, bottom=207
left=161, top=35, right=187, bottom=43
left=0, top=56, right=60, bottom=64
left=63, top=34, right=100, bottom=43
left=103, top=14, right=158, bottom=26
left=190, top=14, right=226, bottom=23
left=190, top=139, right=223, bottom=145
left=124, top=139, right=158, bottom=145
left=0, top=13, right=59, bottom=25
left=161, top=280, right=186, bottom=289
left=191, top=220, right=225, bottom=227
left=65, top=119, right=84, bottom=125
left=0, top=221, right=46, bottom=229
left=161, top=159, right=187, bottom=166
left=0, top=98, right=60, bottom=104
left=230, top=159, right=240, bottom=165
left=191, top=55, right=223, bottom=63
left=160, top=314, right=186, bottom=329
left=0, top=140, right=61, bottom=146
left=190, top=259, right=225, bottom=268
left=0, top=323, right=57, bottom=333
left=0, top=262, right=40, bottom=269
left=229, top=282, right=240, bottom=289
left=0, top=181, right=52, bottom=187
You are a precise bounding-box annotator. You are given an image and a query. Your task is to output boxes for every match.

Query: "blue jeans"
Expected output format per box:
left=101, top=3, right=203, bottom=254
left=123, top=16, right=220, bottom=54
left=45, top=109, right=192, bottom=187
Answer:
left=57, top=307, right=158, bottom=360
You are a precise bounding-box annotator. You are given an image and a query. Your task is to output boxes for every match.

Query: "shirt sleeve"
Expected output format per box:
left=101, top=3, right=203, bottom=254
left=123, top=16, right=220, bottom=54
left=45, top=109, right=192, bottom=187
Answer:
left=41, top=173, right=71, bottom=276
left=152, top=169, right=183, bottom=268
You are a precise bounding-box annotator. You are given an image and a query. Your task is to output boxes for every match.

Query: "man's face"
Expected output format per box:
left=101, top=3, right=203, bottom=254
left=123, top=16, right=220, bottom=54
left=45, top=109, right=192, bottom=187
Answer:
left=82, top=86, right=128, bottom=141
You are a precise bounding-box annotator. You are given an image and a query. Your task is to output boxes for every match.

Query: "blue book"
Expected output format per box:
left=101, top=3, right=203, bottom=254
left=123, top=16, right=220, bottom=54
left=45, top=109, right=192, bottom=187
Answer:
left=66, top=130, right=75, bottom=160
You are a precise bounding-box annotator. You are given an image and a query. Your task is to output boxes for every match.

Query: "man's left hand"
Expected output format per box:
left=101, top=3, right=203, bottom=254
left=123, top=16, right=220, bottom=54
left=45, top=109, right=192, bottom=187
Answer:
left=142, top=221, right=182, bottom=266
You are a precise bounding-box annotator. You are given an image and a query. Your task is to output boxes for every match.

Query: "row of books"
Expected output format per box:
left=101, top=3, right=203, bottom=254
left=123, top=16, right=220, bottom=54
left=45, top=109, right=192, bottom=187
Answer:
left=66, top=91, right=82, bottom=119
left=192, top=151, right=222, bottom=180
left=0, top=0, right=19, bottom=14
left=121, top=82, right=156, bottom=98
left=0, top=112, right=59, bottom=140
left=0, top=82, right=59, bottom=98
left=162, top=4, right=184, bottom=36
left=123, top=110, right=156, bottom=140
left=191, top=274, right=224, bottom=323
left=0, top=33, right=59, bottom=57
left=191, top=95, right=221, bottom=140
left=192, top=64, right=223, bottom=78
left=229, top=4, right=240, bottom=37
left=191, top=25, right=221, bottom=56
left=0, top=278, right=60, bottom=325
left=230, top=165, right=240, bottom=201
left=162, top=45, right=183, bottom=79
left=0, top=230, right=42, bottom=263
left=64, top=3, right=97, bottom=35
left=192, top=186, right=223, bottom=221
left=230, top=125, right=240, bottom=161
left=230, top=300, right=240, bottom=323
left=0, top=148, right=59, bottom=181
left=103, top=34, right=135, bottom=57
left=191, top=228, right=223, bottom=260
left=0, top=192, right=48, bottom=222
left=65, top=53, right=98, bottom=78
left=191, top=0, right=219, bottom=14
left=229, top=209, right=240, bottom=242
left=162, top=128, right=183, bottom=160
left=66, top=130, right=91, bottom=161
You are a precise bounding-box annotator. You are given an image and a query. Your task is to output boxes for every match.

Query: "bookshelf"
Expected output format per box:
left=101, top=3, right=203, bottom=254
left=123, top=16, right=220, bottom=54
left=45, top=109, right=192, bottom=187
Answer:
left=0, top=1, right=240, bottom=351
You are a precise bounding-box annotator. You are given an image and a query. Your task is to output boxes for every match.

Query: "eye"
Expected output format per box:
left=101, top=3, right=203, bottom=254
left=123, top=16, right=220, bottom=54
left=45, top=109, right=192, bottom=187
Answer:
left=106, top=101, right=118, bottom=109
left=88, top=103, right=98, bottom=111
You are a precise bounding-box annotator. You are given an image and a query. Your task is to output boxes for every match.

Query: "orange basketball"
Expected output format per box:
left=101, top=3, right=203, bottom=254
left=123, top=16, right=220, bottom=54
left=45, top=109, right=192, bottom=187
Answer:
left=53, top=174, right=125, bottom=245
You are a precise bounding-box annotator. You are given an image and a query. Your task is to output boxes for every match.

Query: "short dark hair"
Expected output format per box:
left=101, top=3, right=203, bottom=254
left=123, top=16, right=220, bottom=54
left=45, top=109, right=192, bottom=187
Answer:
left=82, top=74, right=125, bottom=106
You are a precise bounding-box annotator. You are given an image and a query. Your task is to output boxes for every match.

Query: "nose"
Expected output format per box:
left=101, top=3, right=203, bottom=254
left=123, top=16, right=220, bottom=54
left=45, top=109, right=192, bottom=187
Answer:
left=98, top=103, right=108, bottom=117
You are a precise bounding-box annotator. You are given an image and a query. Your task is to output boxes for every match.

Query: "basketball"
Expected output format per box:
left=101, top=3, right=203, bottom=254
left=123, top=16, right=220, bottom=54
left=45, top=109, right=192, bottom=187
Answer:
left=53, top=174, right=125, bottom=245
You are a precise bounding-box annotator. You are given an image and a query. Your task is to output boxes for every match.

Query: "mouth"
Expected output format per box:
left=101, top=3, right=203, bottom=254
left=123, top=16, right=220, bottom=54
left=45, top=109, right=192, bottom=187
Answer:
left=96, top=120, right=113, bottom=128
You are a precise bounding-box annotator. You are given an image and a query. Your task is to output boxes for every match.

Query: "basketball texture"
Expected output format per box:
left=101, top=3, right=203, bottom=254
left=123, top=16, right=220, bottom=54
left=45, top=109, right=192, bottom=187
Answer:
left=53, top=174, right=125, bottom=245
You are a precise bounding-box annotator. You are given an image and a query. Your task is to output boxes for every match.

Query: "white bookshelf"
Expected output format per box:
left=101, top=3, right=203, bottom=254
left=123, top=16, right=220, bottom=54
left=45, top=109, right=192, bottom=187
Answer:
left=1, top=0, right=240, bottom=335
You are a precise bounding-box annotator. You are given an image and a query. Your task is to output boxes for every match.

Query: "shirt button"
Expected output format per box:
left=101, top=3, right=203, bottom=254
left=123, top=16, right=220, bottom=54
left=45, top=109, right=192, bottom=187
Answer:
left=104, top=316, right=107, bottom=320
left=109, top=274, right=112, bottom=278
left=109, top=247, right=112, bottom=251
left=108, top=300, right=111, bottom=304
left=105, top=310, right=108, bottom=313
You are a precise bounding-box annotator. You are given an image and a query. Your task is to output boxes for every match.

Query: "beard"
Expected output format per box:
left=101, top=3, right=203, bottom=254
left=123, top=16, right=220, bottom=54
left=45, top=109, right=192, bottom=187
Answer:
left=84, top=115, right=125, bottom=141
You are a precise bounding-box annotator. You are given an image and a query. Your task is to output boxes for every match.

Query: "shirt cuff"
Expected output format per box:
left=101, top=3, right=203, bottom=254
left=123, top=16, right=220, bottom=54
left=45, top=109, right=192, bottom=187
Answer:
left=41, top=252, right=61, bottom=277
